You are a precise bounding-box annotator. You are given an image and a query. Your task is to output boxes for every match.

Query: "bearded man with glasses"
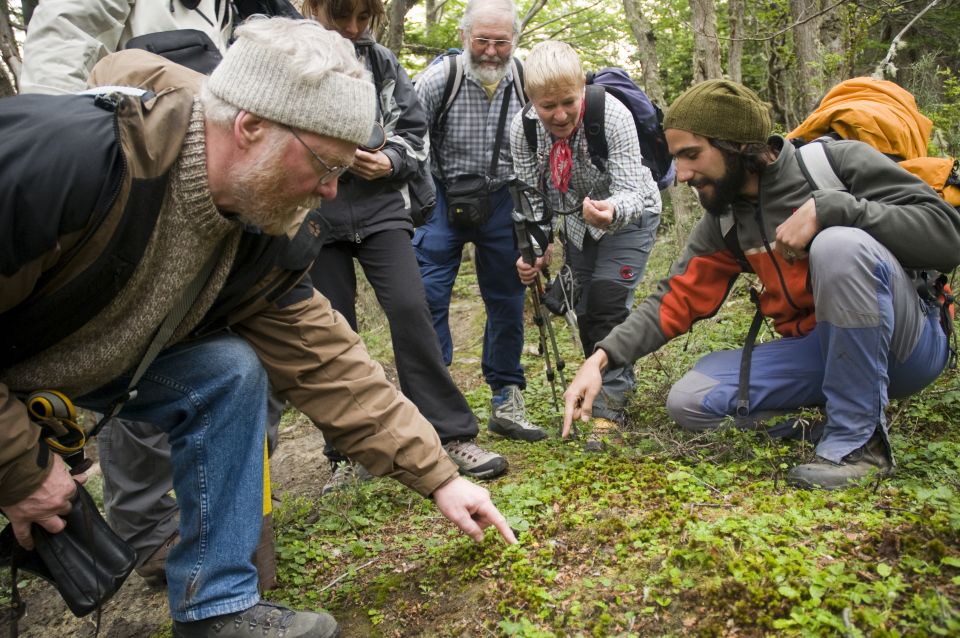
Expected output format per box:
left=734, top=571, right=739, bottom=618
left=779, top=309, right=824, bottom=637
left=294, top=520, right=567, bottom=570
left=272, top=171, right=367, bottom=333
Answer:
left=415, top=0, right=548, bottom=444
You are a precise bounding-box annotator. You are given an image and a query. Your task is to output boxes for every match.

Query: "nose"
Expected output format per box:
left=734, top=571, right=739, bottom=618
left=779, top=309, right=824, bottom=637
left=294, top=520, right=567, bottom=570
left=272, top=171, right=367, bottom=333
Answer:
left=316, top=178, right=339, bottom=200
left=674, top=160, right=694, bottom=184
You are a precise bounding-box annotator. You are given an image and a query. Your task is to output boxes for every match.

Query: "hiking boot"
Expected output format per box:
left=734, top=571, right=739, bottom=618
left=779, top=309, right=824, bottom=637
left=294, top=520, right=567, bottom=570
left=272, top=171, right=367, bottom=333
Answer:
left=488, top=385, right=547, bottom=442
left=172, top=601, right=339, bottom=637
left=320, top=461, right=372, bottom=497
left=135, top=530, right=179, bottom=588
left=583, top=418, right=618, bottom=452
left=443, top=439, right=508, bottom=480
left=787, top=431, right=893, bottom=490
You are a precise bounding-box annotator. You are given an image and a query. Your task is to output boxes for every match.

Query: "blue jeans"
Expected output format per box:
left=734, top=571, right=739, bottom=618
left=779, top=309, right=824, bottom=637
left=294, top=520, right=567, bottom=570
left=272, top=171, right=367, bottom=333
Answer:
left=78, top=333, right=266, bottom=621
left=413, top=181, right=526, bottom=390
left=666, top=227, right=949, bottom=462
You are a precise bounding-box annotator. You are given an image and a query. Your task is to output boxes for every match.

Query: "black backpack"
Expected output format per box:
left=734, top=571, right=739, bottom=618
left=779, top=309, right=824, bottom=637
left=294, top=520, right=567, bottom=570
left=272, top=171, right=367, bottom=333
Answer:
left=522, top=67, right=675, bottom=190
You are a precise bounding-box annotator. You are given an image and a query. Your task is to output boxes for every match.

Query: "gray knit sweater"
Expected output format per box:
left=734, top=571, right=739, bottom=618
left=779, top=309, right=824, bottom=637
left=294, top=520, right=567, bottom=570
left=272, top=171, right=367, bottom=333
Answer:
left=2, top=100, right=241, bottom=396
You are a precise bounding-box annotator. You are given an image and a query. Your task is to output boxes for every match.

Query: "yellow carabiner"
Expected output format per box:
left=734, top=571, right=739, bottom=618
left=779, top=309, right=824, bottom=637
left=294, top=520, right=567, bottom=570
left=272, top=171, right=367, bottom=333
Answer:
left=27, top=390, right=87, bottom=455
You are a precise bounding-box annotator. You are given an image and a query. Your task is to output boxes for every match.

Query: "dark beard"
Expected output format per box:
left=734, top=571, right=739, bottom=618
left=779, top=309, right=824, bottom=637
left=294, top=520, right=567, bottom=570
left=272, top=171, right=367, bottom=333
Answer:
left=690, top=150, right=749, bottom=216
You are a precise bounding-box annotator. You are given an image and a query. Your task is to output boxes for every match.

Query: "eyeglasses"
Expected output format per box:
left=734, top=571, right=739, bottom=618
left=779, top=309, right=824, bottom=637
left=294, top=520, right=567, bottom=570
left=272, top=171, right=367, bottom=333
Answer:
left=286, top=126, right=350, bottom=185
left=471, top=36, right=513, bottom=51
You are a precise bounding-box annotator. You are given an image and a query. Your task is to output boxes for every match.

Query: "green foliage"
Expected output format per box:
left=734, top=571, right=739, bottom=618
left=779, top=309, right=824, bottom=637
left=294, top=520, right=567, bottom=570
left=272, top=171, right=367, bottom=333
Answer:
left=265, top=225, right=960, bottom=636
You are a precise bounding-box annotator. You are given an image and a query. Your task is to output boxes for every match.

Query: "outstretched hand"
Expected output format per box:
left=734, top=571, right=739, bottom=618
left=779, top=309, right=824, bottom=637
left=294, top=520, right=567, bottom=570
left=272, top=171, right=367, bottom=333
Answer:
left=1, top=454, right=83, bottom=550
left=562, top=349, right=608, bottom=438
left=433, top=477, right=517, bottom=544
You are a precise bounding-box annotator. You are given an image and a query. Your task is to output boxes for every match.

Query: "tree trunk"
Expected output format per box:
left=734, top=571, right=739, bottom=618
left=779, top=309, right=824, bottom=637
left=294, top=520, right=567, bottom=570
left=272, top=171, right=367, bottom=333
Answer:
left=382, top=0, right=419, bottom=56
left=690, top=0, right=722, bottom=82
left=0, top=0, right=21, bottom=95
left=622, top=0, right=664, bottom=103
left=727, top=0, right=744, bottom=83
left=622, top=0, right=698, bottom=244
left=790, top=0, right=822, bottom=117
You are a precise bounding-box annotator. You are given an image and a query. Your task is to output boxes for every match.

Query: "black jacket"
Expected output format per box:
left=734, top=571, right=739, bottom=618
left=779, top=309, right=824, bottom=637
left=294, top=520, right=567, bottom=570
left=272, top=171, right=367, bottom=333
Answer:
left=319, top=33, right=430, bottom=243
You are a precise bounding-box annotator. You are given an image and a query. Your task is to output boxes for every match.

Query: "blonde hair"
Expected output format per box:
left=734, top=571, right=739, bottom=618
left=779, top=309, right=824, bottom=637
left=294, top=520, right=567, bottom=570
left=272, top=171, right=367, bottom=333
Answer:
left=524, top=40, right=584, bottom=98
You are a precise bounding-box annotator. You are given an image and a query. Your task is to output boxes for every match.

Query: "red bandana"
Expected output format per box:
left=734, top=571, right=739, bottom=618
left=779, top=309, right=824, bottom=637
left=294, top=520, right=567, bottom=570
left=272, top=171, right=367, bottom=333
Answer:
left=548, top=100, right=585, bottom=194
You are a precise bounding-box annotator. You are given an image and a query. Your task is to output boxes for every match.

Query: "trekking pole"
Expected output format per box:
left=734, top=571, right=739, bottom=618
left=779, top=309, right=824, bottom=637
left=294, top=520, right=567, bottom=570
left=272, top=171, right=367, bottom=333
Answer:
left=509, top=180, right=567, bottom=412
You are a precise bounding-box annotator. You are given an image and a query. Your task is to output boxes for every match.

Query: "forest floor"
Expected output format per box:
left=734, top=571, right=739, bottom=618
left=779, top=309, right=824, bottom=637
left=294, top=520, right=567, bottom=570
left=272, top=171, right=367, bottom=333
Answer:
left=3, top=222, right=960, bottom=637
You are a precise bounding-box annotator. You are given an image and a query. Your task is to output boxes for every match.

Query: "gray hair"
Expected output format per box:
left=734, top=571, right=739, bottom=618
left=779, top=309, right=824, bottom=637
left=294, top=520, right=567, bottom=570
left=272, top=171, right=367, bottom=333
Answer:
left=459, top=0, right=520, bottom=38
left=199, top=84, right=242, bottom=128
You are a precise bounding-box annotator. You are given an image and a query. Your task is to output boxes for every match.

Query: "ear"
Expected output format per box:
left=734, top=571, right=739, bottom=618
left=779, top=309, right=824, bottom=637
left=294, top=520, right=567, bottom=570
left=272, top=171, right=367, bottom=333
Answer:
left=459, top=28, right=468, bottom=48
left=233, top=111, right=270, bottom=150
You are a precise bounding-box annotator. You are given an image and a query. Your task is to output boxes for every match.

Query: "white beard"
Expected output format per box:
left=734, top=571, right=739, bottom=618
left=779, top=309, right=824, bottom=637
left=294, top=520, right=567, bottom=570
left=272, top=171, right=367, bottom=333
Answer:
left=467, top=56, right=509, bottom=85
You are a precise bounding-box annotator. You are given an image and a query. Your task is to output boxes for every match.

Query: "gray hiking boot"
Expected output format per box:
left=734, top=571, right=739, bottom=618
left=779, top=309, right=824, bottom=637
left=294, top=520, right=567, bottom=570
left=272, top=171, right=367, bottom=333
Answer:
left=321, top=461, right=372, bottom=496
left=172, top=601, right=339, bottom=637
left=787, top=431, right=893, bottom=490
left=135, top=530, right=179, bottom=588
left=443, top=439, right=508, bottom=480
left=488, top=385, right=547, bottom=442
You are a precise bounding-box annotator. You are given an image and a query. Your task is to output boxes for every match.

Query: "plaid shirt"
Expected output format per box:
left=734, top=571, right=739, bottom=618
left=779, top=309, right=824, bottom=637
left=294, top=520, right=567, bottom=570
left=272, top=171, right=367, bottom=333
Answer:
left=509, top=95, right=662, bottom=250
left=417, top=53, right=524, bottom=189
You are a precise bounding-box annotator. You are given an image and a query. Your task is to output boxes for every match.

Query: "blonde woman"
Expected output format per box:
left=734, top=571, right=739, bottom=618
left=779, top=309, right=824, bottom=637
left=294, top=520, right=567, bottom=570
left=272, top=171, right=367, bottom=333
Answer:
left=511, top=40, right=662, bottom=435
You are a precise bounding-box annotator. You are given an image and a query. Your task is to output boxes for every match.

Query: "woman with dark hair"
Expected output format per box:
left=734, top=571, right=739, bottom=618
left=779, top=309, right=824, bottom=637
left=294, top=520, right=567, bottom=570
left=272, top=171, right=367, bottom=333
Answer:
left=302, top=0, right=507, bottom=490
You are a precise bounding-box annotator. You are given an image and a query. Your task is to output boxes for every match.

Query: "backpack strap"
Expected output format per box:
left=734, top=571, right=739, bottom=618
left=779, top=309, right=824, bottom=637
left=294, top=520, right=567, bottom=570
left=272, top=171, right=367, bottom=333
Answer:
left=583, top=84, right=607, bottom=171
left=796, top=140, right=846, bottom=192
left=511, top=57, right=527, bottom=106
left=436, top=53, right=464, bottom=130
left=521, top=102, right=538, bottom=155
left=719, top=209, right=752, bottom=273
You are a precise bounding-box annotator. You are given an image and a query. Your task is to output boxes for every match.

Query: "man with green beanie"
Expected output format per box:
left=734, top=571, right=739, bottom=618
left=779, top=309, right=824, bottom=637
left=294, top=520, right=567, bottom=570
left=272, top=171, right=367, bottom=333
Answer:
left=562, top=79, right=960, bottom=490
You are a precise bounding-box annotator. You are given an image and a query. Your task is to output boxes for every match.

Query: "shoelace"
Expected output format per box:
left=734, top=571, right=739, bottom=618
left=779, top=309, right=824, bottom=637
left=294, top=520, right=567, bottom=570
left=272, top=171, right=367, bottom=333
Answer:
left=496, top=389, right=536, bottom=427
left=239, top=602, right=295, bottom=631
left=445, top=441, right=483, bottom=462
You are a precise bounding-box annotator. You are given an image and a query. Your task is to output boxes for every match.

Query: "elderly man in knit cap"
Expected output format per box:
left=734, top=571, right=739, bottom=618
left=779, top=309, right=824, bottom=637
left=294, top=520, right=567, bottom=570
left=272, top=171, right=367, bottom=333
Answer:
left=563, top=79, right=960, bottom=490
left=0, top=17, right=515, bottom=638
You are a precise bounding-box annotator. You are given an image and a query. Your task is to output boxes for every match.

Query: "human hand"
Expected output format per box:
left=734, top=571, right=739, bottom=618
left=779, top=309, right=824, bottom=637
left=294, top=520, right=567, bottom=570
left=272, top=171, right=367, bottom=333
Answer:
left=562, top=349, right=608, bottom=438
left=348, top=149, right=393, bottom=181
left=515, top=244, right=553, bottom=285
left=583, top=198, right=615, bottom=229
left=432, top=476, right=517, bottom=544
left=775, top=197, right=820, bottom=263
left=0, top=455, right=83, bottom=550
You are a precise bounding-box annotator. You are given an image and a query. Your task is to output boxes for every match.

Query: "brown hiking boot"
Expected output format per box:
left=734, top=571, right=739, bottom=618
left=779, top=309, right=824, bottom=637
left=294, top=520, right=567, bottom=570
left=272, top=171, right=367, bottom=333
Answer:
left=136, top=530, right=179, bottom=588
left=584, top=418, right=619, bottom=452
left=787, top=430, right=893, bottom=490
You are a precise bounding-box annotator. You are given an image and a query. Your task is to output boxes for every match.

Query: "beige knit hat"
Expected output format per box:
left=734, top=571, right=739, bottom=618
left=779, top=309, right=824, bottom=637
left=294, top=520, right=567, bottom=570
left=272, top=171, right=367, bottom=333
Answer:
left=664, top=79, right=772, bottom=144
left=208, top=17, right=375, bottom=146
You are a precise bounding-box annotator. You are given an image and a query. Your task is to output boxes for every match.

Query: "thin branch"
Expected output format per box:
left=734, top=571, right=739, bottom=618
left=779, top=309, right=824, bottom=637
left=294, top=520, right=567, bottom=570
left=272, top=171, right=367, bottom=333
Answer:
left=520, top=0, right=605, bottom=40
left=520, top=0, right=547, bottom=32
left=873, top=0, right=942, bottom=78
left=716, top=0, right=848, bottom=43
left=319, top=557, right=379, bottom=592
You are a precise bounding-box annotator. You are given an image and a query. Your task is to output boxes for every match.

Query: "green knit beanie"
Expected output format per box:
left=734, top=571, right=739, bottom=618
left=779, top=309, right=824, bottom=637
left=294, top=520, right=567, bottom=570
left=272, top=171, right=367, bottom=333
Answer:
left=664, top=79, right=772, bottom=144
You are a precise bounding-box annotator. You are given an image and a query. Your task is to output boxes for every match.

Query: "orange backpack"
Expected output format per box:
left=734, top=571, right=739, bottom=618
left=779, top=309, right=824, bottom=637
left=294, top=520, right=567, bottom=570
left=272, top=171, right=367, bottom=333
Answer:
left=789, top=77, right=960, bottom=206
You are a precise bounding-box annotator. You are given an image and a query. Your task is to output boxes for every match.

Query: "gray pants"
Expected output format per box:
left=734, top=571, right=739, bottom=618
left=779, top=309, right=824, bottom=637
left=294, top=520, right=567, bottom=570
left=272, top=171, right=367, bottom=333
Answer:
left=567, top=217, right=658, bottom=415
left=665, top=227, right=949, bottom=461
left=98, top=391, right=285, bottom=562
